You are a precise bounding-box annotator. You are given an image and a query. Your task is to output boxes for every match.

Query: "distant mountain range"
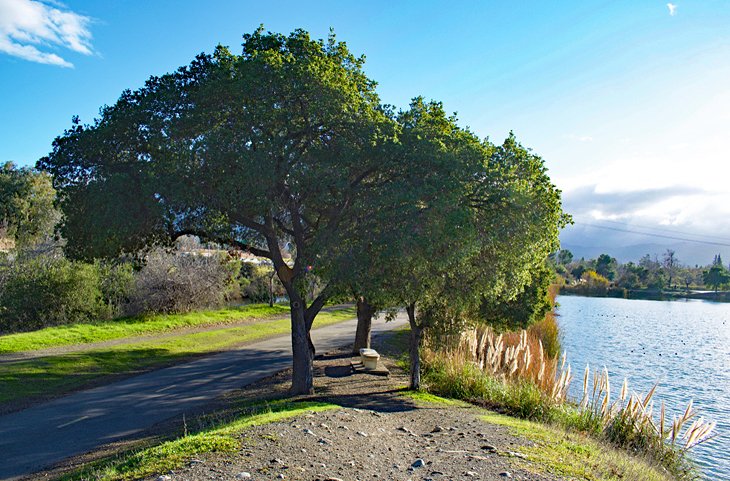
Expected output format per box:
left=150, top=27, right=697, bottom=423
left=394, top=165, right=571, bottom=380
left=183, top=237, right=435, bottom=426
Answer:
left=560, top=227, right=730, bottom=266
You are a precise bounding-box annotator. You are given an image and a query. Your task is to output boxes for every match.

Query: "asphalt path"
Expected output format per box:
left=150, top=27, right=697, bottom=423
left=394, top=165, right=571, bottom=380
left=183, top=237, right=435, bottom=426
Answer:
left=0, top=312, right=409, bottom=480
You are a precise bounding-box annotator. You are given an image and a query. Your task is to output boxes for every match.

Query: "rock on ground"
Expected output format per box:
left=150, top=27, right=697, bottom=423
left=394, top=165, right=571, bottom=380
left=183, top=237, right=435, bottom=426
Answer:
left=145, top=349, right=564, bottom=481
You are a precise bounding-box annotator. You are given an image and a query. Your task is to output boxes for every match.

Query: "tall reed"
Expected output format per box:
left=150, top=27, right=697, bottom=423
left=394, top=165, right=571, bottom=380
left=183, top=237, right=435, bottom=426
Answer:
left=423, top=321, right=716, bottom=478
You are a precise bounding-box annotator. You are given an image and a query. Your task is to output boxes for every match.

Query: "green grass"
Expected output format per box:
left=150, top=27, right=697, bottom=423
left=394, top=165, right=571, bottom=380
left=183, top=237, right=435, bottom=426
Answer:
left=0, top=303, right=292, bottom=354
left=61, top=400, right=338, bottom=481
left=399, top=389, right=471, bottom=407
left=0, top=307, right=357, bottom=406
left=481, top=412, right=672, bottom=481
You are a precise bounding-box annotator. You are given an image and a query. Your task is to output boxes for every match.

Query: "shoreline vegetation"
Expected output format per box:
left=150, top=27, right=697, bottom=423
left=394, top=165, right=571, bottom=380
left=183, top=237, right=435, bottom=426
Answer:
left=560, top=285, right=730, bottom=302
left=419, top=293, right=715, bottom=480
left=550, top=249, right=730, bottom=303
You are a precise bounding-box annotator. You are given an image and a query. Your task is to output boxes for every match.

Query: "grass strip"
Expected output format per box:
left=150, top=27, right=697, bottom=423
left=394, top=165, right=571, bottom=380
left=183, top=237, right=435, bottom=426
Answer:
left=0, top=308, right=357, bottom=406
left=482, top=412, right=671, bottom=481
left=61, top=400, right=338, bottom=481
left=0, top=304, right=292, bottom=354
left=399, top=389, right=471, bottom=407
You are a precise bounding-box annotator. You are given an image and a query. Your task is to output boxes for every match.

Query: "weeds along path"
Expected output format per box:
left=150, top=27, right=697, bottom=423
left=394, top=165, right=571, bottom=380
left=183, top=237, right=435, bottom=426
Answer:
left=0, top=304, right=352, bottom=363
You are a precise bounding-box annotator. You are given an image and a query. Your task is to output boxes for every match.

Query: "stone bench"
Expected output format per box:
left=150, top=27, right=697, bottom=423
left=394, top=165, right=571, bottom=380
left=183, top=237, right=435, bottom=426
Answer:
left=351, top=348, right=389, bottom=376
left=359, top=348, right=380, bottom=370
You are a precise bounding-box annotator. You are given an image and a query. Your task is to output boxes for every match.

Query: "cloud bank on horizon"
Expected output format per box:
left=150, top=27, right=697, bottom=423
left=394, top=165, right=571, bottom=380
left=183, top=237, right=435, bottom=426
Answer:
left=0, top=0, right=93, bottom=68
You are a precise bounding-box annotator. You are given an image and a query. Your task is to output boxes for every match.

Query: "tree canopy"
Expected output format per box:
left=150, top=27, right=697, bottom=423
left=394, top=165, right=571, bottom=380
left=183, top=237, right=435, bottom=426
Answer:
left=39, top=27, right=568, bottom=393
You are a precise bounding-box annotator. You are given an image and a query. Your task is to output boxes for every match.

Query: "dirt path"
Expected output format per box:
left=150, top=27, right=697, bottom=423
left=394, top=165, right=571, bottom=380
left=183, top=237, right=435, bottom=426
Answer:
left=25, top=329, right=570, bottom=481
left=0, top=305, right=351, bottom=363
left=146, top=349, right=564, bottom=481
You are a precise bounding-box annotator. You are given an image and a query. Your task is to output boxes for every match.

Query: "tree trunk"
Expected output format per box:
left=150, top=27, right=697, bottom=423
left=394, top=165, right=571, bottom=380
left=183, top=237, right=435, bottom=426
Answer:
left=406, top=302, right=422, bottom=390
left=353, top=296, right=374, bottom=355
left=268, top=274, right=274, bottom=307
left=289, top=292, right=314, bottom=394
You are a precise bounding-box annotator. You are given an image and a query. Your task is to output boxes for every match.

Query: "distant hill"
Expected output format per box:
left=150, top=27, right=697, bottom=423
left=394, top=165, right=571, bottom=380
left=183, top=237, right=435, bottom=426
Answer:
left=560, top=228, right=730, bottom=266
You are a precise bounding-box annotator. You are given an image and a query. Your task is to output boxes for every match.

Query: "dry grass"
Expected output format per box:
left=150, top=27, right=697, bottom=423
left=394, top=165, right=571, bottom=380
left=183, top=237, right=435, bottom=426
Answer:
left=581, top=367, right=716, bottom=453
left=423, top=311, right=715, bottom=479
left=451, top=325, right=571, bottom=403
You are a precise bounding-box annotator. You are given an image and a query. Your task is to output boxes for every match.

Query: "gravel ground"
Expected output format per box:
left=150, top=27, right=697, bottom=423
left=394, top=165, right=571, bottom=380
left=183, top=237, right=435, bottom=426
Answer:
left=146, top=349, right=564, bottom=481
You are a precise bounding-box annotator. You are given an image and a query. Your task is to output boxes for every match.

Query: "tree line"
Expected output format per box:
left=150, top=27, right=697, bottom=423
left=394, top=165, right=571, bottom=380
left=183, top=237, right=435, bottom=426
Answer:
left=9, top=28, right=568, bottom=394
left=553, top=249, right=730, bottom=294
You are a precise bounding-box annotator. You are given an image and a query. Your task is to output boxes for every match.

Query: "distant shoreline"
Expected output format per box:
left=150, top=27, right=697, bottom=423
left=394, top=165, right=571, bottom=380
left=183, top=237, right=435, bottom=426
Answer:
left=559, top=286, right=730, bottom=303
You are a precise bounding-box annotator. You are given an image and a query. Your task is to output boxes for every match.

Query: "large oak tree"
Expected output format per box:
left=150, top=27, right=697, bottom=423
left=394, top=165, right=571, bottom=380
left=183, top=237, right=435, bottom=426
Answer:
left=39, top=28, right=397, bottom=394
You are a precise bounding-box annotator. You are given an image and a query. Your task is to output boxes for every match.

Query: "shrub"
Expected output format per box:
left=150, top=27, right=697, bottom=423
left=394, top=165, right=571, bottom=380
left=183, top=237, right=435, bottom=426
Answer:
left=239, top=263, right=285, bottom=304
left=127, top=248, right=239, bottom=315
left=0, top=255, right=112, bottom=333
left=96, top=261, right=135, bottom=316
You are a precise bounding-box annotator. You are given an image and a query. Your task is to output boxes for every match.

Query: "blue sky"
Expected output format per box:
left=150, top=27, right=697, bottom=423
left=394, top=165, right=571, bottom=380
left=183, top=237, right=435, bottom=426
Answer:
left=1, top=0, right=729, bottom=261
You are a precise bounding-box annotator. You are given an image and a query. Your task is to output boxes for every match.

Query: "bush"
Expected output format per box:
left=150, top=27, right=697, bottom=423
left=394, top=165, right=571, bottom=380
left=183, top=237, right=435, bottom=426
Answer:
left=97, top=261, right=135, bottom=316
left=239, top=263, right=285, bottom=304
left=127, top=248, right=239, bottom=315
left=0, top=256, right=112, bottom=333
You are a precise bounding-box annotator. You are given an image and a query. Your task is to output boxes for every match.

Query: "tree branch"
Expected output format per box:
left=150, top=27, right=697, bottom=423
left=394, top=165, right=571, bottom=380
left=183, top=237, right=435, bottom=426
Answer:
left=305, top=283, right=332, bottom=329
left=170, top=229, right=272, bottom=259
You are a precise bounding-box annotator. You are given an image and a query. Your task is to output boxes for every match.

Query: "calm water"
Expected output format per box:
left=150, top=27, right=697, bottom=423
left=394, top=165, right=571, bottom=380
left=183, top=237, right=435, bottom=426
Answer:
left=556, top=295, right=730, bottom=481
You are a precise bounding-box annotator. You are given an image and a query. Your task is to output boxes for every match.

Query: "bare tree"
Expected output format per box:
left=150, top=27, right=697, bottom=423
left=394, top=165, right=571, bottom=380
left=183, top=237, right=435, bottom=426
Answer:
left=663, top=249, right=679, bottom=289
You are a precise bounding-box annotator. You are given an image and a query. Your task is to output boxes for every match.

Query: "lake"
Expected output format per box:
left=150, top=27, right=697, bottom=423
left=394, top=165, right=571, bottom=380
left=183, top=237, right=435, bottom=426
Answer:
left=556, top=295, right=730, bottom=481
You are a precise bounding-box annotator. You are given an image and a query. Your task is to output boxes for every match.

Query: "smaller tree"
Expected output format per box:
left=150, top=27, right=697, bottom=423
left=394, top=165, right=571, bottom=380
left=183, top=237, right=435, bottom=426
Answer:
left=556, top=249, right=573, bottom=266
left=594, top=254, right=618, bottom=281
left=0, top=162, right=58, bottom=249
left=703, top=265, right=730, bottom=293
left=480, top=260, right=555, bottom=331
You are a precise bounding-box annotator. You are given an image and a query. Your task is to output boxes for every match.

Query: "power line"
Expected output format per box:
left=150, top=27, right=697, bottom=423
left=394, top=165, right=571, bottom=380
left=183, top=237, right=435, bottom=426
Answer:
left=575, top=217, right=730, bottom=243
left=574, top=222, right=730, bottom=248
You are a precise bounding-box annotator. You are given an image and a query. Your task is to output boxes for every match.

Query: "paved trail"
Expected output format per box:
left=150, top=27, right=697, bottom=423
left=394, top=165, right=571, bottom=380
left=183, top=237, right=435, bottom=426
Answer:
left=0, top=313, right=408, bottom=480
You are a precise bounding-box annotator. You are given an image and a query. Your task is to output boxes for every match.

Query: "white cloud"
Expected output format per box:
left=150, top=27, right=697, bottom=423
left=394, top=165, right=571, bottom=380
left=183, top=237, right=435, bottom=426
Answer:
left=0, top=0, right=93, bottom=67
left=564, top=133, right=594, bottom=142
left=667, top=3, right=677, bottom=16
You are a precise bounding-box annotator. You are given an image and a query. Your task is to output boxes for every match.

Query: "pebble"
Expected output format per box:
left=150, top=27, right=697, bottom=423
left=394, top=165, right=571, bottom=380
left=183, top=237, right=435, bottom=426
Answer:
left=499, top=472, right=512, bottom=478
left=156, top=476, right=171, bottom=481
left=465, top=472, right=478, bottom=477
left=324, top=478, right=344, bottom=481
left=431, top=425, right=444, bottom=433
left=357, top=431, right=368, bottom=437
left=303, top=428, right=315, bottom=435
left=411, top=458, right=425, bottom=468
left=276, top=475, right=285, bottom=479
left=236, top=473, right=252, bottom=480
